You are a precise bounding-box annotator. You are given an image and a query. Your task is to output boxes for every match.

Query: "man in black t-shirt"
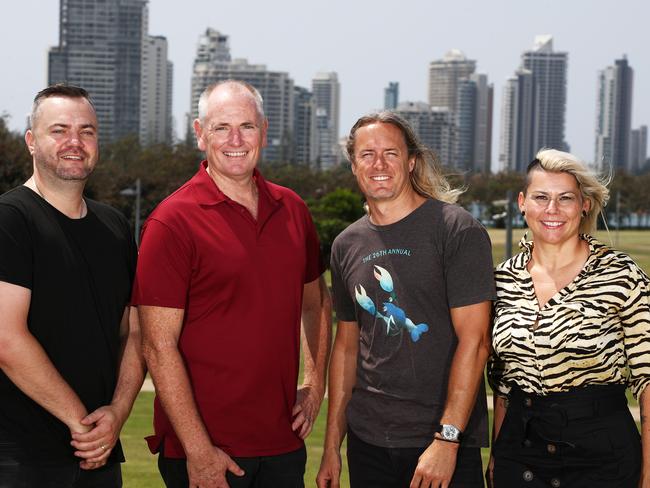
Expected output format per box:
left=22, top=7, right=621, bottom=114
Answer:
left=316, top=113, right=496, bottom=488
left=0, top=85, right=144, bottom=487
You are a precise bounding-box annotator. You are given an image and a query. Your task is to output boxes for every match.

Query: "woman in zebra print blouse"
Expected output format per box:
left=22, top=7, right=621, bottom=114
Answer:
left=487, top=149, right=650, bottom=488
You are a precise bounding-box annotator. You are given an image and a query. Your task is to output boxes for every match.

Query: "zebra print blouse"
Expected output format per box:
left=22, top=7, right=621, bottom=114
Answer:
left=488, top=234, right=650, bottom=399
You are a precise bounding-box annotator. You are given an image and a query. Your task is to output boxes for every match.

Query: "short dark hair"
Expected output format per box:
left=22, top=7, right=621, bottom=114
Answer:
left=30, top=84, right=95, bottom=128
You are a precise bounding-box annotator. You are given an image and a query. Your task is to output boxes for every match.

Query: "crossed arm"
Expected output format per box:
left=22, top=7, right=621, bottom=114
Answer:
left=0, top=281, right=145, bottom=469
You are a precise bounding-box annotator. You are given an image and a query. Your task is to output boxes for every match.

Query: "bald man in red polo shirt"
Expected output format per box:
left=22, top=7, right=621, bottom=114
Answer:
left=132, top=80, right=332, bottom=488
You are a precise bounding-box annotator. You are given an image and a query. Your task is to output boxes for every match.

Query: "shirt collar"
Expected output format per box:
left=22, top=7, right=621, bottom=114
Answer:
left=191, top=161, right=284, bottom=206
left=515, top=233, right=602, bottom=274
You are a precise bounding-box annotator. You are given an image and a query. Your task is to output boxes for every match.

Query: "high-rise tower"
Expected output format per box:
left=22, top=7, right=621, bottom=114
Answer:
left=499, top=36, right=568, bottom=171
left=48, top=0, right=148, bottom=142
left=428, top=50, right=476, bottom=113
left=311, top=72, right=340, bottom=169
left=140, top=35, right=173, bottom=145
left=384, top=82, right=399, bottom=110
left=189, top=29, right=294, bottom=163
left=595, top=56, right=634, bottom=171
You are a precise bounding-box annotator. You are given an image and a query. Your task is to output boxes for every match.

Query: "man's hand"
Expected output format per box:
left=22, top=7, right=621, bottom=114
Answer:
left=409, top=439, right=459, bottom=488
left=292, top=383, right=323, bottom=439
left=187, top=446, right=244, bottom=488
left=316, top=447, right=342, bottom=488
left=70, top=405, right=127, bottom=469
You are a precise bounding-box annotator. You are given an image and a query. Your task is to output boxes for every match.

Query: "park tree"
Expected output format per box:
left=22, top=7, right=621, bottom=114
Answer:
left=0, top=116, right=31, bottom=194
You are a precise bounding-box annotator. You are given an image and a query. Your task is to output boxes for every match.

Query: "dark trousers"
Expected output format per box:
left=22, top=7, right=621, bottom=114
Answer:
left=0, top=438, right=121, bottom=488
left=346, top=428, right=484, bottom=488
left=493, top=385, right=641, bottom=487
left=158, top=446, right=306, bottom=488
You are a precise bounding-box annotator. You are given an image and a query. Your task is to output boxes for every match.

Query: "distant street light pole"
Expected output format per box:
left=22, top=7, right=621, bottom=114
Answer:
left=120, top=178, right=142, bottom=246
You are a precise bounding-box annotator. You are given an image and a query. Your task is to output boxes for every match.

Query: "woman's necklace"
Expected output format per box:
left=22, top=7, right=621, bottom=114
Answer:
left=30, top=177, right=86, bottom=219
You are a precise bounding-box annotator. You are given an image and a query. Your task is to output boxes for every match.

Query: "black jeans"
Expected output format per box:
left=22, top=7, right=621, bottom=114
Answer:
left=158, top=446, right=306, bottom=488
left=0, top=438, right=121, bottom=488
left=346, top=428, right=484, bottom=488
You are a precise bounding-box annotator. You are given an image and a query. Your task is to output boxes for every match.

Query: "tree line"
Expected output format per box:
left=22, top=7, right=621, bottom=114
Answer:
left=2, top=117, right=649, bottom=262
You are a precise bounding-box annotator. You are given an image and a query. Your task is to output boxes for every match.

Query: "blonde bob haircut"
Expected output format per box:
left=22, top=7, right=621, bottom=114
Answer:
left=346, top=111, right=463, bottom=204
left=525, top=148, right=610, bottom=234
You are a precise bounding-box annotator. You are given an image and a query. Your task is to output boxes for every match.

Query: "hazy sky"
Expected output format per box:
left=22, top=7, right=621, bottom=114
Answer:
left=2, top=0, right=648, bottom=170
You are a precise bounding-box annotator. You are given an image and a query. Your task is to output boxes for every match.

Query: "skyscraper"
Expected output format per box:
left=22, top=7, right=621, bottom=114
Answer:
left=428, top=50, right=492, bottom=172
left=629, top=126, right=648, bottom=174
left=428, top=50, right=476, bottom=113
left=394, top=101, right=455, bottom=167
left=48, top=0, right=172, bottom=145
left=499, top=70, right=535, bottom=172
left=140, top=35, right=173, bottom=145
left=384, top=82, right=399, bottom=110
left=456, top=74, right=493, bottom=173
left=189, top=29, right=294, bottom=163
left=521, top=35, right=568, bottom=153
left=312, top=72, right=341, bottom=169
left=293, top=86, right=315, bottom=165
left=595, top=56, right=634, bottom=171
left=499, top=35, right=568, bottom=171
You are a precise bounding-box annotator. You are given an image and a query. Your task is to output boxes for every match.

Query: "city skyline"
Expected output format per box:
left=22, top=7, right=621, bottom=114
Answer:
left=2, top=0, right=649, bottom=171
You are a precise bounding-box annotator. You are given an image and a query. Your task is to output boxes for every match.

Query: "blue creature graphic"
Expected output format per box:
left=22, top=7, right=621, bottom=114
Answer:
left=354, top=265, right=429, bottom=342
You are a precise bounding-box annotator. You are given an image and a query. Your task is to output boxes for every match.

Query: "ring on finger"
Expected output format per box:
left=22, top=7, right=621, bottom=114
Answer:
left=100, top=444, right=108, bottom=452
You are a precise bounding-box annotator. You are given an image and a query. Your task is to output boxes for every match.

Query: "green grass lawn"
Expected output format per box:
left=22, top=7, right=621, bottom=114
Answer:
left=121, top=230, right=649, bottom=487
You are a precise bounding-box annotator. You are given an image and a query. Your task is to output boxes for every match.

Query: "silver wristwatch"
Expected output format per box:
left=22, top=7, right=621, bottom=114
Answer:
left=436, top=423, right=462, bottom=442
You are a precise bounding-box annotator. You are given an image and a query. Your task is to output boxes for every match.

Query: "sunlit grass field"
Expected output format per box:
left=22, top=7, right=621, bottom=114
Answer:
left=121, top=229, right=649, bottom=487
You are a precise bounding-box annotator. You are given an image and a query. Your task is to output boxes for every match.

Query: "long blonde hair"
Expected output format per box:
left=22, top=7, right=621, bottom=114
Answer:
left=346, top=112, right=462, bottom=204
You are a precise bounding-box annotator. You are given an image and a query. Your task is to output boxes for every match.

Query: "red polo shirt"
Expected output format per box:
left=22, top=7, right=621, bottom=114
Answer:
left=132, top=162, right=323, bottom=458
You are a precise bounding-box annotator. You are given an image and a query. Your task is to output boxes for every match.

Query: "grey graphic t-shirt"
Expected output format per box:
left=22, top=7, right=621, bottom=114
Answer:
left=331, top=198, right=496, bottom=448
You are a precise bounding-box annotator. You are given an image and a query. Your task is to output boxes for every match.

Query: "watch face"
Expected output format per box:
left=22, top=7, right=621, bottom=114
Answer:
left=441, top=424, right=460, bottom=441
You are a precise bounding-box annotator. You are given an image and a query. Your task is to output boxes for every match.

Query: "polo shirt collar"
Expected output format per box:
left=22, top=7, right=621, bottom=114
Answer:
left=191, top=161, right=283, bottom=206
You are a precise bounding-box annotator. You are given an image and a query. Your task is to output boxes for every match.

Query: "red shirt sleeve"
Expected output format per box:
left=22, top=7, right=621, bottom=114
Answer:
left=131, top=218, right=192, bottom=309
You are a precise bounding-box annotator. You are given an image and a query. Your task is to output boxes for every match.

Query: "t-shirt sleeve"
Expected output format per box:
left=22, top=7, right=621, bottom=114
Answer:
left=444, top=225, right=496, bottom=308
left=330, top=240, right=357, bottom=322
left=0, top=204, right=32, bottom=289
left=303, top=206, right=325, bottom=283
left=131, top=218, right=192, bottom=308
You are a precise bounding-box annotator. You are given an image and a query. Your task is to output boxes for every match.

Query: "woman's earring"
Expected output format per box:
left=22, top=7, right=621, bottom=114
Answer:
left=582, top=210, right=587, bottom=218
left=521, top=210, right=526, bottom=217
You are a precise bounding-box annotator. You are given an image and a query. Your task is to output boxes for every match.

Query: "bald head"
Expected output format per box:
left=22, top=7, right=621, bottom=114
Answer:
left=197, top=80, right=264, bottom=124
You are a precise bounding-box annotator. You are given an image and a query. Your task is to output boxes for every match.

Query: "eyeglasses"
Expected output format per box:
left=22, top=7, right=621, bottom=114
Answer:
left=527, top=192, right=581, bottom=208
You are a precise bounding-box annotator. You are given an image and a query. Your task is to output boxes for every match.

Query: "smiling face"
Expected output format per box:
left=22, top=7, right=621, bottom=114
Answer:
left=25, top=96, right=98, bottom=182
left=519, top=169, right=590, bottom=246
left=351, top=122, right=416, bottom=204
left=193, top=84, right=267, bottom=181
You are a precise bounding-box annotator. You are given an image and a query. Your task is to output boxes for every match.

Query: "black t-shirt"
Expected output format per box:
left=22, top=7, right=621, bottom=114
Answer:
left=0, top=186, right=136, bottom=464
left=331, top=199, right=496, bottom=448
